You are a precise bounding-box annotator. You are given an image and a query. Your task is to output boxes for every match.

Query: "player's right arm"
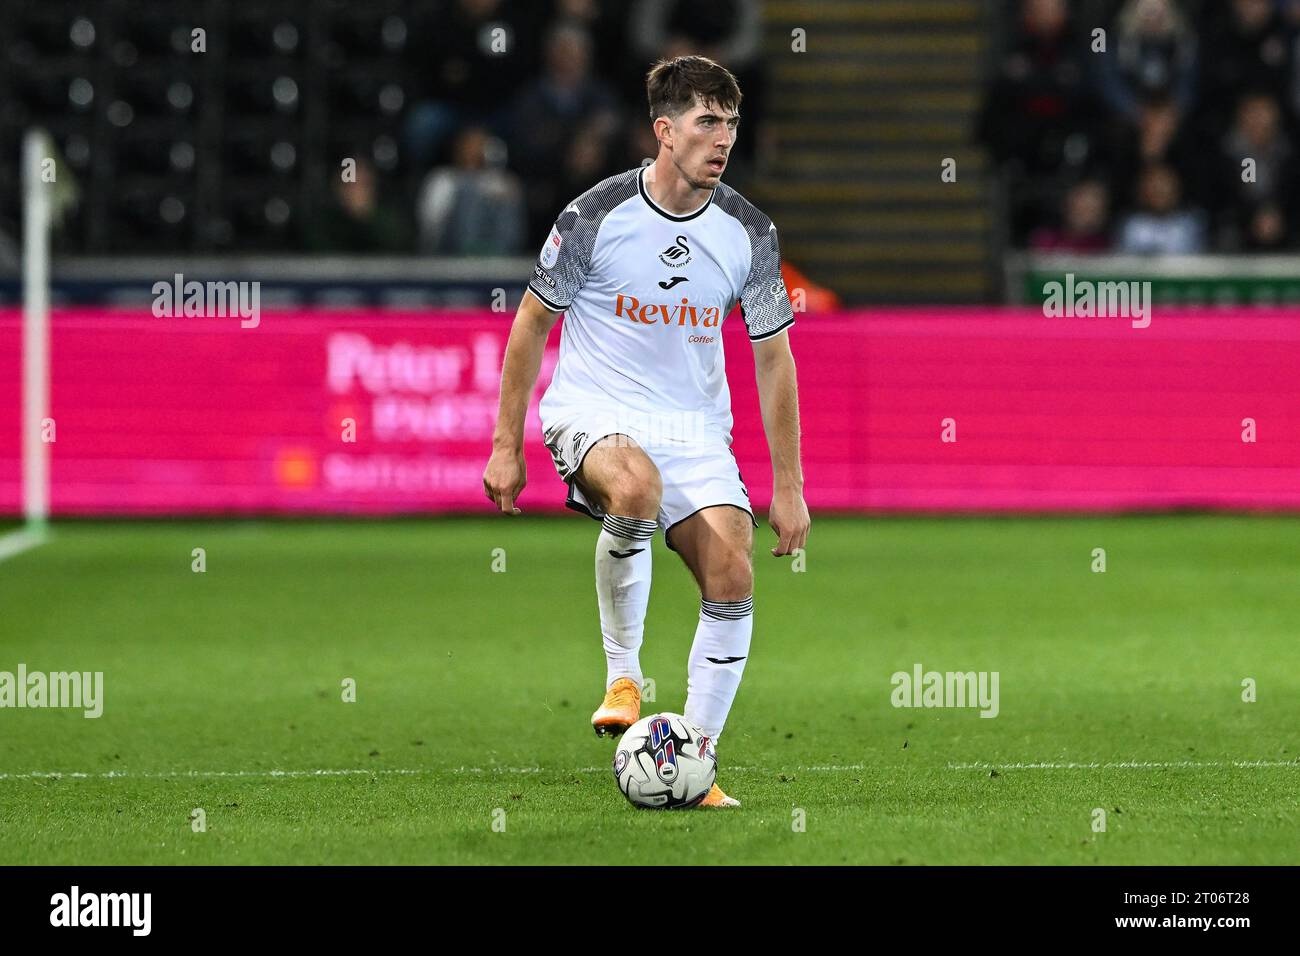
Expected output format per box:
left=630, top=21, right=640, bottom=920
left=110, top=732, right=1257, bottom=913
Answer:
left=482, top=289, right=561, bottom=515
left=485, top=190, right=594, bottom=513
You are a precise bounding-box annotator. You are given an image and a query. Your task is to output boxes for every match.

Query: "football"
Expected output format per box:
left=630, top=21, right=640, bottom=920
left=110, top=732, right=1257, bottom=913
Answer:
left=612, top=712, right=717, bottom=809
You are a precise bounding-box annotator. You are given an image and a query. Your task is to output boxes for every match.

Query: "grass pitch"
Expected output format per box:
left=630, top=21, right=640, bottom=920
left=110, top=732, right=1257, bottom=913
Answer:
left=0, top=515, right=1297, bottom=865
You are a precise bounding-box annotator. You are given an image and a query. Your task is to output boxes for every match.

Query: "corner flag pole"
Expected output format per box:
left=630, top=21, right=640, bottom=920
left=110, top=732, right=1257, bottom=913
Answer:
left=22, top=129, right=50, bottom=535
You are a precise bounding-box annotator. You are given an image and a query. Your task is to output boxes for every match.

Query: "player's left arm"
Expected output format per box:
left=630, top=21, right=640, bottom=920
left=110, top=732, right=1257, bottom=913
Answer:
left=753, top=330, right=810, bottom=557
left=741, top=217, right=809, bottom=557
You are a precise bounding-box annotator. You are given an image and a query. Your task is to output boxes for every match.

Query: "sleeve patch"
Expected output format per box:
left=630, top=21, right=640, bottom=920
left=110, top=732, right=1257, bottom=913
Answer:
left=539, top=225, right=562, bottom=269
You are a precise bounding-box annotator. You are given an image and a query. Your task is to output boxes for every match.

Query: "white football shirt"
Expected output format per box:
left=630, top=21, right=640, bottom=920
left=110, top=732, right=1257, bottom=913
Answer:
left=528, top=165, right=794, bottom=446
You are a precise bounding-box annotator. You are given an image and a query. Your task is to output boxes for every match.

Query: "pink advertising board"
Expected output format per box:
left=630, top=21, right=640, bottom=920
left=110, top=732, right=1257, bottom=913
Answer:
left=0, top=307, right=1297, bottom=515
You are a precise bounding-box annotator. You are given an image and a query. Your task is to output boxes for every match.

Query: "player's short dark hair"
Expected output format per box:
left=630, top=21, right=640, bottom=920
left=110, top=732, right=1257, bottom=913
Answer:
left=645, top=55, right=742, bottom=123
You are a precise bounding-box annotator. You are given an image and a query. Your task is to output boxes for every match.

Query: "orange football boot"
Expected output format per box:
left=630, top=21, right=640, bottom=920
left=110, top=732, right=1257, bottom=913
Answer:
left=591, top=677, right=641, bottom=737
left=698, top=783, right=741, bottom=808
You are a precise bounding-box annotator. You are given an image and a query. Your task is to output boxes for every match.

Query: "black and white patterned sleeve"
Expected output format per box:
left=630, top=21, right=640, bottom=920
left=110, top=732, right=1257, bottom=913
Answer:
left=527, top=201, right=598, bottom=313
left=739, top=221, right=795, bottom=341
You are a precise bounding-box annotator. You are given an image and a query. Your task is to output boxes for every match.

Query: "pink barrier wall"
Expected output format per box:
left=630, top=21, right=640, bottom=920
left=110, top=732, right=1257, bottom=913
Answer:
left=1, top=307, right=1297, bottom=515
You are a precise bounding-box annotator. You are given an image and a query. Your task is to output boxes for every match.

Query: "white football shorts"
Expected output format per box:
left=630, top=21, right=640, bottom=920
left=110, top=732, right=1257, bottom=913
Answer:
left=541, top=406, right=757, bottom=550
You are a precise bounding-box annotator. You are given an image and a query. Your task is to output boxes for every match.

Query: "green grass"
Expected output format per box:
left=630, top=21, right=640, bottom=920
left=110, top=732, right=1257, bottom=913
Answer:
left=0, top=515, right=1297, bottom=865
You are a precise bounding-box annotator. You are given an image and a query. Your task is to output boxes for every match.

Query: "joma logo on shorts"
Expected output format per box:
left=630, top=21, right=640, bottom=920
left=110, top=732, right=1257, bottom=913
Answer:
left=614, top=294, right=721, bottom=328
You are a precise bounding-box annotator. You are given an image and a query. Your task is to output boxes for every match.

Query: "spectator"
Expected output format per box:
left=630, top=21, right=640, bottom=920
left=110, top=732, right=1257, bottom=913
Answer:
left=1242, top=201, right=1290, bottom=249
left=1105, top=95, right=1209, bottom=213
left=1030, top=179, right=1113, bottom=252
left=415, top=126, right=526, bottom=255
left=508, top=21, right=620, bottom=241
left=304, top=159, right=412, bottom=253
left=1196, top=0, right=1291, bottom=138
left=1215, top=91, right=1296, bottom=248
left=1117, top=163, right=1207, bottom=254
left=549, top=0, right=636, bottom=103
left=976, top=0, right=1099, bottom=243
left=1095, top=0, right=1198, bottom=125
left=978, top=0, right=1092, bottom=171
left=403, top=0, right=541, bottom=171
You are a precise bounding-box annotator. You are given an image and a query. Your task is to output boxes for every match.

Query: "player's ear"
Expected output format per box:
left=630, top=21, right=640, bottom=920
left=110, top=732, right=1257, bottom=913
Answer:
left=655, top=115, right=674, bottom=149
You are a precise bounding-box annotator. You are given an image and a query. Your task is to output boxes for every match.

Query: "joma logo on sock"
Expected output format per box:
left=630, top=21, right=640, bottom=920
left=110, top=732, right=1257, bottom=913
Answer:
left=890, top=663, right=999, bottom=718
left=50, top=886, right=151, bottom=936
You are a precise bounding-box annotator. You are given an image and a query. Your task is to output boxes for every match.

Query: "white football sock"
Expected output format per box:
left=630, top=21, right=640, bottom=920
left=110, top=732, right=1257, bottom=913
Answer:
left=595, top=514, right=656, bottom=689
left=684, top=596, right=754, bottom=740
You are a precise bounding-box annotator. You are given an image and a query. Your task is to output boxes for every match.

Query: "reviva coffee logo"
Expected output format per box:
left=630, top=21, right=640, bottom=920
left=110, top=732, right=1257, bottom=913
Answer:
left=614, top=294, right=721, bottom=328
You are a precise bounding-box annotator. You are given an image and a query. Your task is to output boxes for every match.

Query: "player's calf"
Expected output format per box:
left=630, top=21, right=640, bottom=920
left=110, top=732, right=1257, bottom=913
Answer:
left=575, top=436, right=664, bottom=724
left=594, top=513, right=656, bottom=695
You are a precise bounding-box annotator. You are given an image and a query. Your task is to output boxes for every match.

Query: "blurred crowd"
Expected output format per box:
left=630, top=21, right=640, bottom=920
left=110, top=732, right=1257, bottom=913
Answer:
left=978, top=0, right=1300, bottom=254
left=330, top=0, right=771, bottom=257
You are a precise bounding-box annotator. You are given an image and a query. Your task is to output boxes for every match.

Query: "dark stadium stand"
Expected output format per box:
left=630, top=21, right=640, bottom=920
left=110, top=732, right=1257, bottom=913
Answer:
left=3, top=0, right=1299, bottom=306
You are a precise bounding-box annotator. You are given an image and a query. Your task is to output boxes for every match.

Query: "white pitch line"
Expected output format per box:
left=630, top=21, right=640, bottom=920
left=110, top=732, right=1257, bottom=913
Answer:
left=949, top=760, right=1300, bottom=770
left=0, top=528, right=45, bottom=564
left=0, top=764, right=866, bottom=782
left=10, top=761, right=1291, bottom=781
left=447, top=764, right=864, bottom=774
left=0, top=769, right=432, bottom=781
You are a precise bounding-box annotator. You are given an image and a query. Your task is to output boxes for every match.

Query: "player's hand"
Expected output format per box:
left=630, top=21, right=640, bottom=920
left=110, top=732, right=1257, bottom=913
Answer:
left=768, top=486, right=810, bottom=556
left=483, top=447, right=526, bottom=515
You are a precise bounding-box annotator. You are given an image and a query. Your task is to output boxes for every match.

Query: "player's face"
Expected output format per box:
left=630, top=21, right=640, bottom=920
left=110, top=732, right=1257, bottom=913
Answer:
left=672, top=100, right=739, bottom=189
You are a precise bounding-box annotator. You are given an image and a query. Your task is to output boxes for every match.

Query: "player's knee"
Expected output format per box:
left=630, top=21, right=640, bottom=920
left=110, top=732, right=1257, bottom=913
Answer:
left=605, top=456, right=662, bottom=518
left=608, top=485, right=661, bottom=518
left=706, top=555, right=753, bottom=603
